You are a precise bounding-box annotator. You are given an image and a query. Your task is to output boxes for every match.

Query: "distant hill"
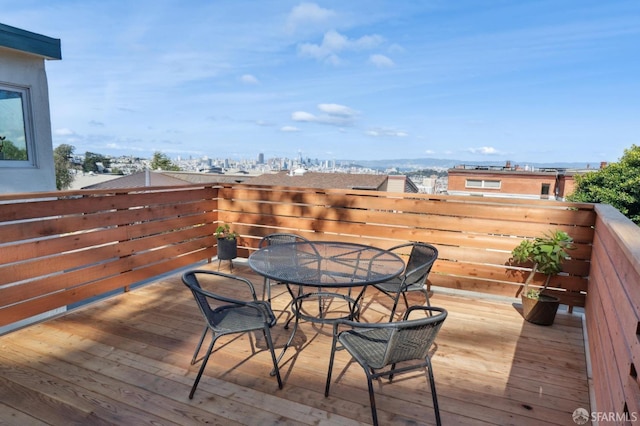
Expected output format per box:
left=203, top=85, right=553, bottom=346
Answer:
left=341, top=158, right=600, bottom=172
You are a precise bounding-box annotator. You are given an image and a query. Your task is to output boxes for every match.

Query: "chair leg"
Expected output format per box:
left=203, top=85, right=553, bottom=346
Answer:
left=402, top=291, right=410, bottom=312
left=324, top=335, right=339, bottom=397
left=422, top=289, right=433, bottom=317
left=189, top=336, right=217, bottom=399
left=426, top=357, right=442, bottom=426
left=263, top=327, right=283, bottom=389
left=365, top=374, right=380, bottom=426
left=262, top=277, right=270, bottom=302
left=388, top=293, right=402, bottom=322
left=191, top=326, right=209, bottom=364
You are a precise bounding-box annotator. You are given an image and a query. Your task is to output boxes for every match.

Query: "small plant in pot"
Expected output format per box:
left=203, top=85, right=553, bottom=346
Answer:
left=215, top=223, right=238, bottom=261
left=511, top=230, right=574, bottom=326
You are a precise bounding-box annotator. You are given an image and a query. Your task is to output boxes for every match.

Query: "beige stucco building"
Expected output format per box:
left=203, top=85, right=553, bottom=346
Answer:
left=0, top=23, right=61, bottom=193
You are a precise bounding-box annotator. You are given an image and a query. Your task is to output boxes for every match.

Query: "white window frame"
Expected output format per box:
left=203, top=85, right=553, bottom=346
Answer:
left=0, top=83, right=36, bottom=168
left=465, top=179, right=501, bottom=189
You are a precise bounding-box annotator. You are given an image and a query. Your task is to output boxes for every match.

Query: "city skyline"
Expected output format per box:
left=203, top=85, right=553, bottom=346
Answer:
left=3, top=1, right=639, bottom=164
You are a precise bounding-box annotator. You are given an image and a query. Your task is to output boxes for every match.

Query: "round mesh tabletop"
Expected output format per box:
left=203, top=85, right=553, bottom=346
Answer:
left=249, top=241, right=405, bottom=288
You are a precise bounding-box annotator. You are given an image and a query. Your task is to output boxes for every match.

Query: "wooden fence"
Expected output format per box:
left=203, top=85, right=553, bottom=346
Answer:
left=4, top=181, right=639, bottom=416
left=0, top=185, right=217, bottom=328
left=221, top=183, right=595, bottom=307
left=586, top=204, right=640, bottom=417
left=1, top=183, right=595, bottom=329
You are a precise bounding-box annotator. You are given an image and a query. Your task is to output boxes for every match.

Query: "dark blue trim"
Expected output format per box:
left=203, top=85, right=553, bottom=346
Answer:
left=0, top=23, right=61, bottom=60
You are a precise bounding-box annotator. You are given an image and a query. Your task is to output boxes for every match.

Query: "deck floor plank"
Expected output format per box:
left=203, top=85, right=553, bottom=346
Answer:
left=0, top=262, right=590, bottom=425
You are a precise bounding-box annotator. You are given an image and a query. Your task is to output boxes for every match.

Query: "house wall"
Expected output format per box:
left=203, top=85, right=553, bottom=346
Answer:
left=386, top=175, right=407, bottom=193
left=557, top=174, right=577, bottom=199
left=0, top=47, right=56, bottom=192
left=448, top=170, right=560, bottom=199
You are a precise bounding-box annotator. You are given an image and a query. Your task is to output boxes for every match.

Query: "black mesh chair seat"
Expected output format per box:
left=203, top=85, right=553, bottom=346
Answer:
left=370, top=242, right=438, bottom=321
left=210, top=303, right=276, bottom=333
left=182, top=270, right=283, bottom=399
left=325, top=306, right=447, bottom=426
left=372, top=275, right=425, bottom=293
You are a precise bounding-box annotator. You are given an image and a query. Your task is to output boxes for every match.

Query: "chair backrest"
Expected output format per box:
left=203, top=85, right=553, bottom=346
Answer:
left=383, top=307, right=447, bottom=366
left=258, top=233, right=309, bottom=248
left=402, top=243, right=438, bottom=285
left=258, top=233, right=319, bottom=270
left=182, top=270, right=259, bottom=328
left=182, top=271, right=215, bottom=323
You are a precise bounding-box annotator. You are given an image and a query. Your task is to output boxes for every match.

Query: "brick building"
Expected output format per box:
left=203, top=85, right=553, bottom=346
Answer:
left=446, top=161, right=599, bottom=200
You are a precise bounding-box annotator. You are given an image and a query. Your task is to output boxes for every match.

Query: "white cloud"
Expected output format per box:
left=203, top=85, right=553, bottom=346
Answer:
left=292, top=111, right=317, bottom=122
left=469, top=146, right=500, bottom=155
left=317, top=103, right=356, bottom=117
left=369, top=54, right=395, bottom=68
left=292, top=103, right=358, bottom=126
left=55, top=128, right=77, bottom=136
left=365, top=127, right=408, bottom=137
left=280, top=126, right=300, bottom=132
left=286, top=2, right=336, bottom=34
left=240, top=74, right=259, bottom=84
left=298, top=30, right=385, bottom=65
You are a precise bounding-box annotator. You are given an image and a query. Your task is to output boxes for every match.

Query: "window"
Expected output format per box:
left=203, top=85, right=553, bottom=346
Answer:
left=466, top=179, right=501, bottom=189
left=0, top=85, right=34, bottom=167
left=541, top=183, right=550, bottom=195
left=541, top=183, right=550, bottom=199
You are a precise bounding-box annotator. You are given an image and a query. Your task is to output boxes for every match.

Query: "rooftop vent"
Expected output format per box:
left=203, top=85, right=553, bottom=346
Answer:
left=289, top=168, right=307, bottom=176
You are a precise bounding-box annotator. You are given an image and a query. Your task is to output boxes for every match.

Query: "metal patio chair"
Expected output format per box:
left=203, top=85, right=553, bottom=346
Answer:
left=182, top=270, right=283, bottom=399
left=370, top=242, right=438, bottom=321
left=325, top=306, right=448, bottom=426
left=258, top=233, right=313, bottom=303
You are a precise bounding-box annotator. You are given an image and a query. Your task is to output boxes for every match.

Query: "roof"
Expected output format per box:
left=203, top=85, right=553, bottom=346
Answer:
left=80, top=171, right=254, bottom=189
left=161, top=172, right=253, bottom=185
left=245, top=171, right=389, bottom=190
left=81, top=171, right=189, bottom=189
left=0, top=23, right=61, bottom=60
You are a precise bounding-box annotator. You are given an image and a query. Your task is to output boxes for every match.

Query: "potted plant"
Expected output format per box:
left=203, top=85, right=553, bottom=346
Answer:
left=215, top=223, right=238, bottom=261
left=511, top=230, right=574, bottom=326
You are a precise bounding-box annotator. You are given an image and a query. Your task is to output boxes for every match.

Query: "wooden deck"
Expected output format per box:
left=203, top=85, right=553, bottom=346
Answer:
left=0, top=261, right=591, bottom=425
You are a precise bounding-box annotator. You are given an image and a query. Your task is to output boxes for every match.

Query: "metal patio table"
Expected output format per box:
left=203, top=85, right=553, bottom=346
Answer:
left=248, top=241, right=405, bottom=369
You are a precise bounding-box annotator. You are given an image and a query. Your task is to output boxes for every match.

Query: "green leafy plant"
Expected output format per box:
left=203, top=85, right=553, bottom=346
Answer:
left=511, top=230, right=575, bottom=299
left=214, top=223, right=238, bottom=240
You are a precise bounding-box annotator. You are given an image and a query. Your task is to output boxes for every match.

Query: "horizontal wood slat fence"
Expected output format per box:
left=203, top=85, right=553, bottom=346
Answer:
left=1, top=183, right=595, bottom=330
left=586, top=204, right=640, bottom=419
left=221, top=183, right=595, bottom=308
left=2, top=181, right=638, bottom=417
left=0, top=185, right=217, bottom=328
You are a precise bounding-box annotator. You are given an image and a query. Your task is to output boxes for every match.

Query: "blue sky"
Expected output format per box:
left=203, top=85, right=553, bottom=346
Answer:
left=3, top=1, right=639, bottom=164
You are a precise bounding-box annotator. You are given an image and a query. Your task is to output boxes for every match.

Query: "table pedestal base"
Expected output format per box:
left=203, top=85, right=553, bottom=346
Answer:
left=270, top=287, right=365, bottom=375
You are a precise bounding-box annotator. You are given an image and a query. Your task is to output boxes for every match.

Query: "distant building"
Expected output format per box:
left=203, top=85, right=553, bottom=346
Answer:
left=246, top=171, right=418, bottom=193
left=0, top=23, right=61, bottom=193
left=446, top=161, right=595, bottom=200
left=78, top=170, right=254, bottom=190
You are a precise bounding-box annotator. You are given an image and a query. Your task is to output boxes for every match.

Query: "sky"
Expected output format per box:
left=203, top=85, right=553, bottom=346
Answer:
left=2, top=0, right=639, bottom=164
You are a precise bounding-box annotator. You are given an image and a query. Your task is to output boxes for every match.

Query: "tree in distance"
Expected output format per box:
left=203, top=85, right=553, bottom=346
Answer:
left=568, top=144, right=640, bottom=225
